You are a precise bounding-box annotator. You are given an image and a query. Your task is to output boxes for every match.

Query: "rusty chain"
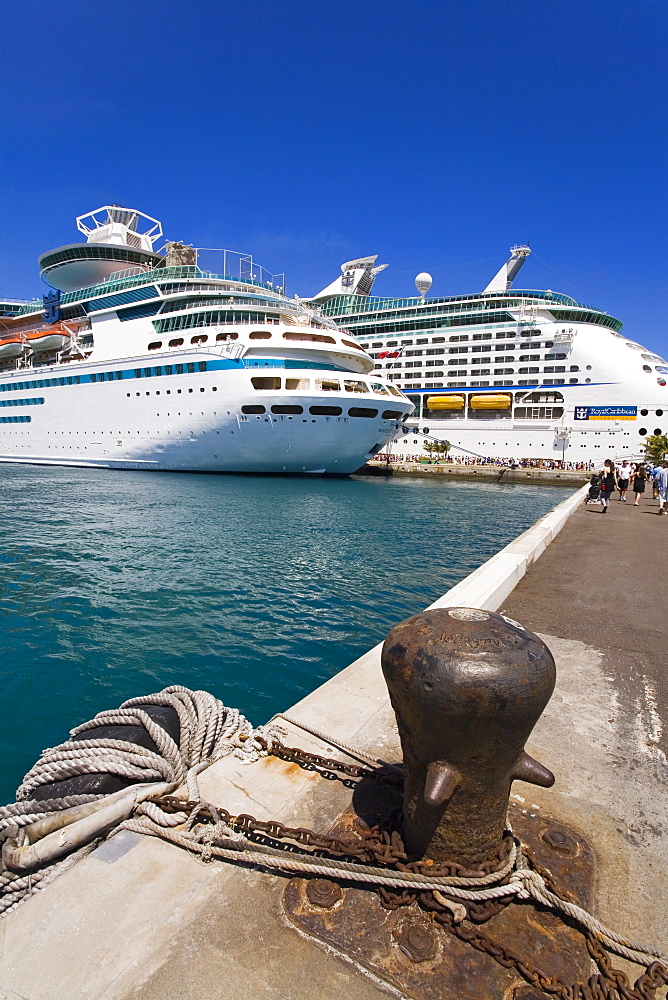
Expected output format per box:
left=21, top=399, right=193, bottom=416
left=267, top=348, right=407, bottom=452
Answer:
left=153, top=742, right=667, bottom=1000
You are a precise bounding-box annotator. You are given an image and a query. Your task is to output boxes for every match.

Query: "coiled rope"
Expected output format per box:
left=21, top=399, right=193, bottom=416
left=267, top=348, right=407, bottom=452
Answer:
left=0, top=685, right=283, bottom=916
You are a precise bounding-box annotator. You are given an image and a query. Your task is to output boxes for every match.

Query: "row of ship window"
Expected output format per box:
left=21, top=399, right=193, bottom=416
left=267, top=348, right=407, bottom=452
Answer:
left=347, top=312, right=515, bottom=335
left=370, top=345, right=559, bottom=357
left=151, top=311, right=353, bottom=340
left=147, top=332, right=362, bottom=351
left=240, top=405, right=403, bottom=419
left=400, top=379, right=584, bottom=389
left=0, top=397, right=44, bottom=407
left=0, top=375, right=82, bottom=391
left=248, top=376, right=403, bottom=396
left=381, top=362, right=575, bottom=372
left=384, top=372, right=581, bottom=381
left=0, top=363, right=207, bottom=394
left=350, top=310, right=617, bottom=334
left=359, top=331, right=547, bottom=350
left=121, top=377, right=404, bottom=397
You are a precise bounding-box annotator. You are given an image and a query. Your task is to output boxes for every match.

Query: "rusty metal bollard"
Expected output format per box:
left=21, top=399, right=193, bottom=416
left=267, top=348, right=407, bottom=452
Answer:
left=381, top=607, right=556, bottom=867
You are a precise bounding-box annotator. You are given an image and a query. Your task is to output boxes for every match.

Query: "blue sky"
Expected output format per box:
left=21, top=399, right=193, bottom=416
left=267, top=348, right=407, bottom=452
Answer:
left=1, top=0, right=665, bottom=352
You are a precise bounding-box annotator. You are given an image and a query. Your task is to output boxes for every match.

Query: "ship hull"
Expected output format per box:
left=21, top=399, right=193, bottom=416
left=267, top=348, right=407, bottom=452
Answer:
left=0, top=353, right=406, bottom=475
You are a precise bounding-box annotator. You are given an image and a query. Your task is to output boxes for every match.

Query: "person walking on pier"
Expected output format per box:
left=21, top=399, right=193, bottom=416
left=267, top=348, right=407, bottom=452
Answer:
left=599, top=458, right=616, bottom=513
left=652, top=463, right=662, bottom=500
left=617, top=460, right=631, bottom=501
left=632, top=464, right=647, bottom=506
left=657, top=462, right=668, bottom=514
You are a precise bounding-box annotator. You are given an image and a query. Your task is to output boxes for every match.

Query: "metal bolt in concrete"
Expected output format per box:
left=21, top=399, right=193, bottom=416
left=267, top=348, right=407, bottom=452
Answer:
left=541, top=827, right=577, bottom=853
left=396, top=922, right=439, bottom=963
left=306, top=879, right=343, bottom=909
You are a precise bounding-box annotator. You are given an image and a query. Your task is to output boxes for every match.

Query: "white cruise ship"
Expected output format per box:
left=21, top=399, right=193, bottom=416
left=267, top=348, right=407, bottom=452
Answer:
left=0, top=207, right=412, bottom=474
left=310, top=249, right=668, bottom=464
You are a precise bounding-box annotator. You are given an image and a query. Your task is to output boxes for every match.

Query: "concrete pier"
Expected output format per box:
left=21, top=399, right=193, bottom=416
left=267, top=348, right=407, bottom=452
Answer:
left=359, top=460, right=591, bottom=486
left=1, top=485, right=666, bottom=999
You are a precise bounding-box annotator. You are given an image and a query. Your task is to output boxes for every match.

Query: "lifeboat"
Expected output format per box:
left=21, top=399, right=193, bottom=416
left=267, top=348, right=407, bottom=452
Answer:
left=427, top=394, right=465, bottom=410
left=24, top=326, right=71, bottom=353
left=469, top=394, right=512, bottom=410
left=0, top=335, right=25, bottom=360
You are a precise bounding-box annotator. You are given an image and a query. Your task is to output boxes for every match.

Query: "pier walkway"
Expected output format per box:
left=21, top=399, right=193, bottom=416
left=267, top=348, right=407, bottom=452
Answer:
left=1, top=487, right=666, bottom=999
left=503, top=494, right=668, bottom=768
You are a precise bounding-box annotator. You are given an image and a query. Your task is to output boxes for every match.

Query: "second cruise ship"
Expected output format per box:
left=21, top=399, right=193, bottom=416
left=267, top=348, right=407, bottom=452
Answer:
left=310, top=249, right=667, bottom=464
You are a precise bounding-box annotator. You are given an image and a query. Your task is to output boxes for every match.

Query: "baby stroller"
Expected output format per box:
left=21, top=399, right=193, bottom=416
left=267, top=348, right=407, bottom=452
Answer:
left=584, top=474, right=602, bottom=504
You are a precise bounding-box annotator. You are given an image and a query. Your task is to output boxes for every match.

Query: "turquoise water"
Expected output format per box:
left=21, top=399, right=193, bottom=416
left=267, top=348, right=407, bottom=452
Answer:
left=0, top=466, right=573, bottom=804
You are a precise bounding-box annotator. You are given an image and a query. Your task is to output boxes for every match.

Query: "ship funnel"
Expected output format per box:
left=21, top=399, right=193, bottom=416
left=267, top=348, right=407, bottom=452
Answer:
left=484, top=245, right=531, bottom=293
left=310, top=256, right=388, bottom=301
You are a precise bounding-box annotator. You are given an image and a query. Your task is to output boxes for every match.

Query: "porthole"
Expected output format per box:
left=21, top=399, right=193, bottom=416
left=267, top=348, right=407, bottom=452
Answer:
left=641, top=409, right=648, bottom=415
left=309, top=405, right=343, bottom=416
left=654, top=428, right=662, bottom=436
left=349, top=407, right=379, bottom=418
left=585, top=378, right=591, bottom=383
left=200, top=387, right=205, bottom=392
left=657, top=409, right=664, bottom=416
left=271, top=404, right=303, bottom=414
left=639, top=428, right=647, bottom=435
left=586, top=365, right=592, bottom=371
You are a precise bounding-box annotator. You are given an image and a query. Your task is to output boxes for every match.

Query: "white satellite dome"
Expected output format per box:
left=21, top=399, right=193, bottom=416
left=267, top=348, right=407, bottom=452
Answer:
left=415, top=272, right=433, bottom=298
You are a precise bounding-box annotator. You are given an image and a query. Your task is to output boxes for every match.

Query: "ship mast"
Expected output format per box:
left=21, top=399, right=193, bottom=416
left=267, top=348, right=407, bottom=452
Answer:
left=483, top=245, right=531, bottom=293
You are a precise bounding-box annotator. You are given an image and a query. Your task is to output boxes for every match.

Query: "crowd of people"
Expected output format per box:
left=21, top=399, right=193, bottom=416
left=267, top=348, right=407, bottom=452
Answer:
left=375, top=453, right=595, bottom=470
left=588, top=458, right=668, bottom=513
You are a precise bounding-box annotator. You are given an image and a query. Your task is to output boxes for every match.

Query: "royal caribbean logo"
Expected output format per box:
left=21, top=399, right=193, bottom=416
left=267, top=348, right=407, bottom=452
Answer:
left=574, top=405, right=637, bottom=421
left=42, top=289, right=61, bottom=324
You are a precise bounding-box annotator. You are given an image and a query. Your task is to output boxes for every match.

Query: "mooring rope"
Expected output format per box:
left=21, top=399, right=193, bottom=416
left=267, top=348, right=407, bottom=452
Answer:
left=0, top=685, right=284, bottom=916
left=121, top=806, right=666, bottom=968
